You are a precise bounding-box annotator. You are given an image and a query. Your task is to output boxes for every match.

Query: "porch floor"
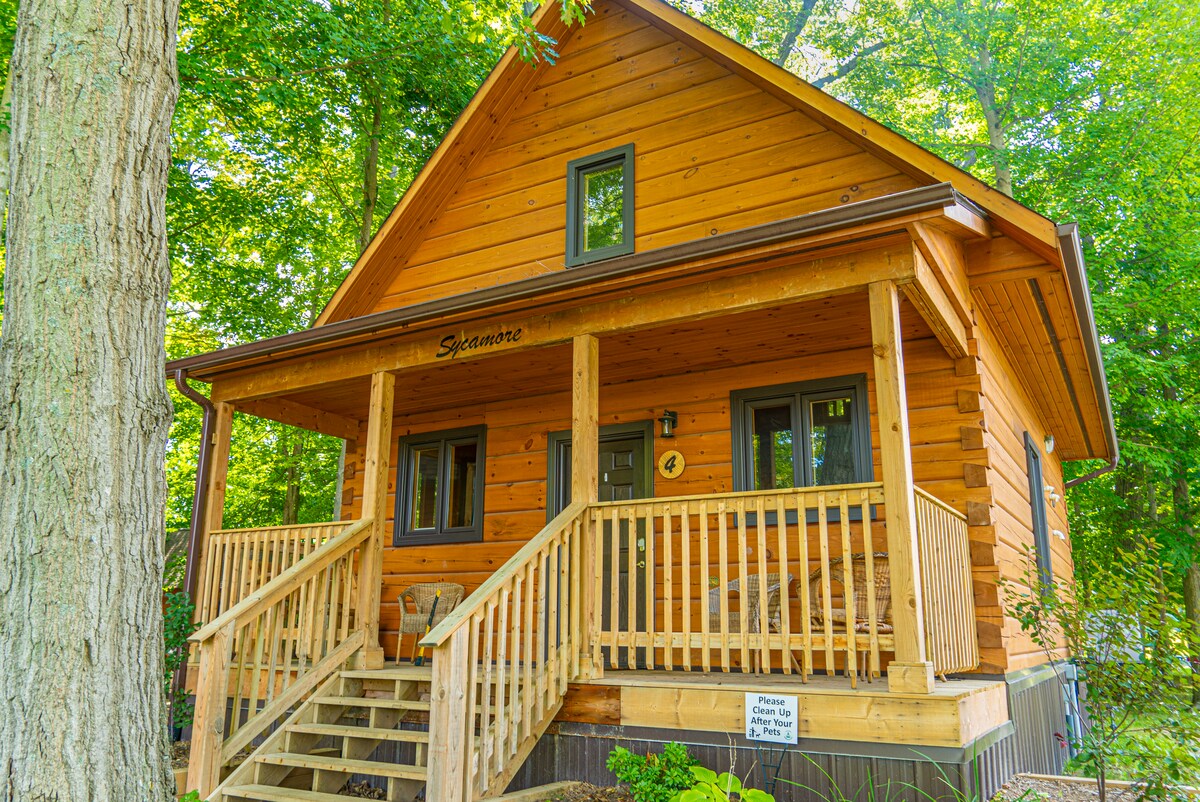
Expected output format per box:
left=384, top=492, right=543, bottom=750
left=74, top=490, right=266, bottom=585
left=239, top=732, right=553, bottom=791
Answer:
left=569, top=670, right=1008, bottom=748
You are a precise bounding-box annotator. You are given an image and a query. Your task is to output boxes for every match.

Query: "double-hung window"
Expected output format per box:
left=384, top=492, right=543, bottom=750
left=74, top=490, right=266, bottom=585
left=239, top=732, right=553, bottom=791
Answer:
left=731, top=376, right=872, bottom=493
left=394, top=426, right=485, bottom=545
left=565, top=144, right=635, bottom=267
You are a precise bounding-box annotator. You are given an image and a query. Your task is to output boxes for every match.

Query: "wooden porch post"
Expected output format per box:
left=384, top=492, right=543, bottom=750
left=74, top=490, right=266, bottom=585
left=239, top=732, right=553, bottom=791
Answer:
left=573, top=334, right=600, bottom=677
left=869, top=280, right=935, bottom=694
left=355, top=370, right=395, bottom=669
left=571, top=335, right=599, bottom=503
left=192, top=401, right=233, bottom=627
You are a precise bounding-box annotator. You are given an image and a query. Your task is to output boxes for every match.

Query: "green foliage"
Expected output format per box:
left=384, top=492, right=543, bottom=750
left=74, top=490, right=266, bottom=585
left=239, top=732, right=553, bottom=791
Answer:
left=163, top=590, right=199, bottom=729
left=607, top=743, right=698, bottom=802
left=674, top=766, right=774, bottom=802
left=1009, top=544, right=1200, bottom=795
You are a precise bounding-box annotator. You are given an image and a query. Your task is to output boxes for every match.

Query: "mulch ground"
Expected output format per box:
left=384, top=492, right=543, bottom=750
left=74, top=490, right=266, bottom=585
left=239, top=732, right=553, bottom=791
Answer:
left=991, top=775, right=1144, bottom=801
left=555, top=784, right=633, bottom=802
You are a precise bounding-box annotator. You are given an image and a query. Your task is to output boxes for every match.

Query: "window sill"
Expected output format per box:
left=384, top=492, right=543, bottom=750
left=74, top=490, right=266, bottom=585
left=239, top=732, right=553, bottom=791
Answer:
left=392, top=529, right=483, bottom=547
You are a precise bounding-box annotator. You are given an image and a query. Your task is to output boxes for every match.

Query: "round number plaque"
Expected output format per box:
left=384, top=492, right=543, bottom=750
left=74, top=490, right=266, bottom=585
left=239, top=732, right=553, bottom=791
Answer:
left=657, top=449, right=685, bottom=479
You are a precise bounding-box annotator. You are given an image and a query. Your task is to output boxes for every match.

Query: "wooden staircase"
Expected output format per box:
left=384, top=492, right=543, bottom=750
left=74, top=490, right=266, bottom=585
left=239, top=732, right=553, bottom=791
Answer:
left=188, top=503, right=591, bottom=802
left=219, top=665, right=434, bottom=802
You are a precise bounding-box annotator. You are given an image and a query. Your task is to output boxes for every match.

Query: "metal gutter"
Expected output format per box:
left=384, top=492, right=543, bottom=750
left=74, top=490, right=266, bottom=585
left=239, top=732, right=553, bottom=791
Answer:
left=169, top=369, right=215, bottom=731
left=1056, top=223, right=1120, bottom=480
left=166, top=183, right=971, bottom=378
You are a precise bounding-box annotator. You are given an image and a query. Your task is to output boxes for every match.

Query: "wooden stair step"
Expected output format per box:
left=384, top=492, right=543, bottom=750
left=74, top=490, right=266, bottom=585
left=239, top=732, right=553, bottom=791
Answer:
left=312, top=696, right=432, bottom=711
left=256, top=752, right=428, bottom=780
left=223, top=783, right=368, bottom=802
left=340, top=666, right=433, bottom=681
left=287, top=722, right=429, bottom=743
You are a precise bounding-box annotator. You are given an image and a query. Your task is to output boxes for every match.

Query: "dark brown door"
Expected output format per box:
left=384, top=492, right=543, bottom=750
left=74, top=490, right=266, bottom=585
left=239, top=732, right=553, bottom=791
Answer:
left=551, top=429, right=650, bottom=667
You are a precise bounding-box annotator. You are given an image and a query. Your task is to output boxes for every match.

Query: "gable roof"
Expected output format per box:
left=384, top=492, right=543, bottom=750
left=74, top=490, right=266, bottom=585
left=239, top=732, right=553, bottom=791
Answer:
left=316, top=0, right=1062, bottom=326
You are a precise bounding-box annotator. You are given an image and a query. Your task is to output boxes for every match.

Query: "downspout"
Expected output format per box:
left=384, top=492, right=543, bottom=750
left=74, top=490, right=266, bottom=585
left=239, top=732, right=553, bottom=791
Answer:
left=1056, top=224, right=1120, bottom=489
left=170, top=368, right=217, bottom=734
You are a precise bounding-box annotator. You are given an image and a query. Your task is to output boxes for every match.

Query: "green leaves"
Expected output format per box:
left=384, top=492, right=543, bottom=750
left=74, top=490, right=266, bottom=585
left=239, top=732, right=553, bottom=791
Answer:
left=607, top=743, right=699, bottom=802
left=670, top=763, right=773, bottom=802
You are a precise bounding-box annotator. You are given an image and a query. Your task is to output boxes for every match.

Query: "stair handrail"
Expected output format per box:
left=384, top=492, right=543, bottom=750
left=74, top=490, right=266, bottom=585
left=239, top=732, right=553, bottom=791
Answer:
left=422, top=501, right=590, bottom=802
left=187, top=517, right=374, bottom=798
left=420, top=502, right=587, bottom=648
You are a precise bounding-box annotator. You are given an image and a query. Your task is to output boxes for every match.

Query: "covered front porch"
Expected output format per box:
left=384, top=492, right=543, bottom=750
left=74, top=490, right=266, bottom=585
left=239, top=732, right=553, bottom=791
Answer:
left=179, top=226, right=992, bottom=798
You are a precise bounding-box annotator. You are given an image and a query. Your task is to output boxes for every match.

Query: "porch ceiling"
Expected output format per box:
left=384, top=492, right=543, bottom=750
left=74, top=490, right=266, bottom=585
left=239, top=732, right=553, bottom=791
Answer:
left=266, top=292, right=933, bottom=426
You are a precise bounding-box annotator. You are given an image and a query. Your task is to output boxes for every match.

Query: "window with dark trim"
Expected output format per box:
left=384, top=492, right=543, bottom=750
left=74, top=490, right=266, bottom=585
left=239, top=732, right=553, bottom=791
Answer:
left=565, top=144, right=635, bottom=267
left=731, top=376, right=873, bottom=493
left=394, top=425, right=485, bottom=546
left=1024, top=432, right=1053, bottom=585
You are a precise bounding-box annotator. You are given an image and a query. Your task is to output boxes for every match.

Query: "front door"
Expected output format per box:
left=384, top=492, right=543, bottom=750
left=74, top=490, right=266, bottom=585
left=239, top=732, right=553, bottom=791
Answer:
left=549, top=424, right=651, bottom=667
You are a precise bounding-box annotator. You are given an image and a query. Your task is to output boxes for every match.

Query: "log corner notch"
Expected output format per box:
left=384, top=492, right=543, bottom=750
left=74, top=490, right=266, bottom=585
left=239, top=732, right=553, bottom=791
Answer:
left=868, top=279, right=935, bottom=694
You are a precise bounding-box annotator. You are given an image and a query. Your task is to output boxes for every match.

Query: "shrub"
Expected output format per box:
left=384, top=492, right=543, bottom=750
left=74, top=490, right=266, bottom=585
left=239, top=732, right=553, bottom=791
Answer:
left=164, top=588, right=198, bottom=729
left=607, top=743, right=698, bottom=802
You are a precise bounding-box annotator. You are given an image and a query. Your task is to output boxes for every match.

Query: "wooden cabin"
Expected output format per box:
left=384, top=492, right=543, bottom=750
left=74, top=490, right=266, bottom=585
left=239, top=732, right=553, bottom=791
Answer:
left=169, top=1, right=1115, bottom=800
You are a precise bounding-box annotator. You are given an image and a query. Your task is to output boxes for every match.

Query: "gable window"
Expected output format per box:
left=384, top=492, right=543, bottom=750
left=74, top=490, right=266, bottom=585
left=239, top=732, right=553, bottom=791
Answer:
left=565, top=144, right=635, bottom=267
left=1024, top=432, right=1053, bottom=585
left=394, top=425, right=485, bottom=545
left=731, top=376, right=872, bottom=492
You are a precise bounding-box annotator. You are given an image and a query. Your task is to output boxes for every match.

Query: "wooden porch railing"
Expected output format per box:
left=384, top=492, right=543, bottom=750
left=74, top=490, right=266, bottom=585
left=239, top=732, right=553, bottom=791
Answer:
left=589, top=483, right=891, bottom=685
left=915, top=488, right=980, bottom=674
left=197, top=521, right=350, bottom=626
left=422, top=502, right=589, bottom=802
left=186, top=518, right=373, bottom=797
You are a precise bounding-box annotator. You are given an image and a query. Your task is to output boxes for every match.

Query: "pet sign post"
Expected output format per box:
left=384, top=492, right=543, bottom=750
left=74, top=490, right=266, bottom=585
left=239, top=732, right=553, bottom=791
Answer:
left=745, top=693, right=798, bottom=794
left=745, top=693, right=798, bottom=744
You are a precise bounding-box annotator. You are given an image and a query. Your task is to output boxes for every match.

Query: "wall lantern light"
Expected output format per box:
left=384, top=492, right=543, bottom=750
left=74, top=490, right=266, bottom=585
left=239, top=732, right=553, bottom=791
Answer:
left=1044, top=434, right=1055, bottom=454
left=658, top=410, right=678, bottom=439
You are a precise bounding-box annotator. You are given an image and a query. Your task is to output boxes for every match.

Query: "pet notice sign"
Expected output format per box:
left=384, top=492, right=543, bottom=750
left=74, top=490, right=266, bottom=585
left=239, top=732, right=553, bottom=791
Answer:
left=744, top=693, right=799, bottom=744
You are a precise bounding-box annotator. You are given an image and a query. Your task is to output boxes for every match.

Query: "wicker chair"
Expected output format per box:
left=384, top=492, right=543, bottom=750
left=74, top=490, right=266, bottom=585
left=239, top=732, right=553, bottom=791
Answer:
left=807, top=553, right=892, bottom=634
left=397, top=582, right=465, bottom=661
left=707, top=573, right=792, bottom=634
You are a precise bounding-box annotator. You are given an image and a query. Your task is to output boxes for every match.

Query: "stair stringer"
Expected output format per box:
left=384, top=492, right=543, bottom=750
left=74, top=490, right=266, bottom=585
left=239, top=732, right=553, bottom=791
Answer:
left=478, top=699, right=564, bottom=801
left=209, top=669, right=350, bottom=801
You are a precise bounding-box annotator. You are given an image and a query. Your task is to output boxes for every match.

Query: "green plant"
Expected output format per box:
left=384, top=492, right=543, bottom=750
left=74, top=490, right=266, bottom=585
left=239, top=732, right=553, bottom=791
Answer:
left=1009, top=543, right=1200, bottom=800
left=779, top=753, right=903, bottom=802
left=179, top=792, right=202, bottom=802
left=675, top=766, right=774, bottom=802
left=607, top=743, right=698, bottom=802
left=164, top=589, right=198, bottom=729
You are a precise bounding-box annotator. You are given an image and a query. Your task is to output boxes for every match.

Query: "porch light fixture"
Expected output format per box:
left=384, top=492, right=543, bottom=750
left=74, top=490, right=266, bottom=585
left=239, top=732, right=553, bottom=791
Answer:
left=658, top=410, right=678, bottom=439
left=1044, top=433, right=1055, bottom=454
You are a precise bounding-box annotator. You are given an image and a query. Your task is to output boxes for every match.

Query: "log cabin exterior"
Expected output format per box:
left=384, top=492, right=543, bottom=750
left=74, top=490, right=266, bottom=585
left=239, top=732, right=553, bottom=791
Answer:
left=169, top=1, right=1115, bottom=800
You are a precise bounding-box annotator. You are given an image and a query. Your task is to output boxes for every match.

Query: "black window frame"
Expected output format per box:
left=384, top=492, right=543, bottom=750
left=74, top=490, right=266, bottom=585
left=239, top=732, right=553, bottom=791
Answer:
left=565, top=143, right=635, bottom=267
left=1024, top=432, right=1053, bottom=586
left=393, top=425, right=486, bottom=546
left=731, top=376, right=873, bottom=522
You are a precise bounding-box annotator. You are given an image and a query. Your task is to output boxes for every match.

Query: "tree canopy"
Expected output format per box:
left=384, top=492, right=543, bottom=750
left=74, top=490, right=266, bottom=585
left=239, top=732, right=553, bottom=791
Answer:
left=0, top=0, right=1196, bottom=617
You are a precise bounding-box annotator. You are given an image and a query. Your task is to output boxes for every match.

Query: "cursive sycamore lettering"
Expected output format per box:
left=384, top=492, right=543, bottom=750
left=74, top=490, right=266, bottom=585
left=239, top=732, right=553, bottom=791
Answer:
left=436, top=327, right=523, bottom=359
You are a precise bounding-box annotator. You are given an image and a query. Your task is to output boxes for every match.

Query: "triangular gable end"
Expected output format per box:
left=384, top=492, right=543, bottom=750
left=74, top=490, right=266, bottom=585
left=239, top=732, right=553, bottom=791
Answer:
left=316, top=0, right=1061, bottom=325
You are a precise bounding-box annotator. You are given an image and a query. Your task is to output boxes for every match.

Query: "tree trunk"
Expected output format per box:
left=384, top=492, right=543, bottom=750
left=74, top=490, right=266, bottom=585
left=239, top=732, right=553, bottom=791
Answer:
left=774, top=0, right=820, bottom=67
left=357, top=88, right=383, bottom=254
left=972, top=45, right=1013, bottom=196
left=282, top=436, right=304, bottom=525
left=1174, top=471, right=1200, bottom=706
left=0, top=0, right=178, bottom=798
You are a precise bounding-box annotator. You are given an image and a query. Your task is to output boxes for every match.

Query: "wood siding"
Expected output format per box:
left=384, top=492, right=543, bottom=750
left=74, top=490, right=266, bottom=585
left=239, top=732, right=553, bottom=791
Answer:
left=973, top=315, right=1074, bottom=673
left=370, top=2, right=920, bottom=314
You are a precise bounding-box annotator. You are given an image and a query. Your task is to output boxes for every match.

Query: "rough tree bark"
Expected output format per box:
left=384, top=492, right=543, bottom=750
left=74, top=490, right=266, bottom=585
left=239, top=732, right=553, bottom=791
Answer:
left=0, top=0, right=179, bottom=798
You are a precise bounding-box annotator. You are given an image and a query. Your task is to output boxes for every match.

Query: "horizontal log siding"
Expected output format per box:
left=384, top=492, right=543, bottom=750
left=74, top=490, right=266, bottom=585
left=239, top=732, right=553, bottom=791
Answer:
left=371, top=2, right=919, bottom=313
left=336, top=295, right=988, bottom=668
left=975, top=315, right=1073, bottom=673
